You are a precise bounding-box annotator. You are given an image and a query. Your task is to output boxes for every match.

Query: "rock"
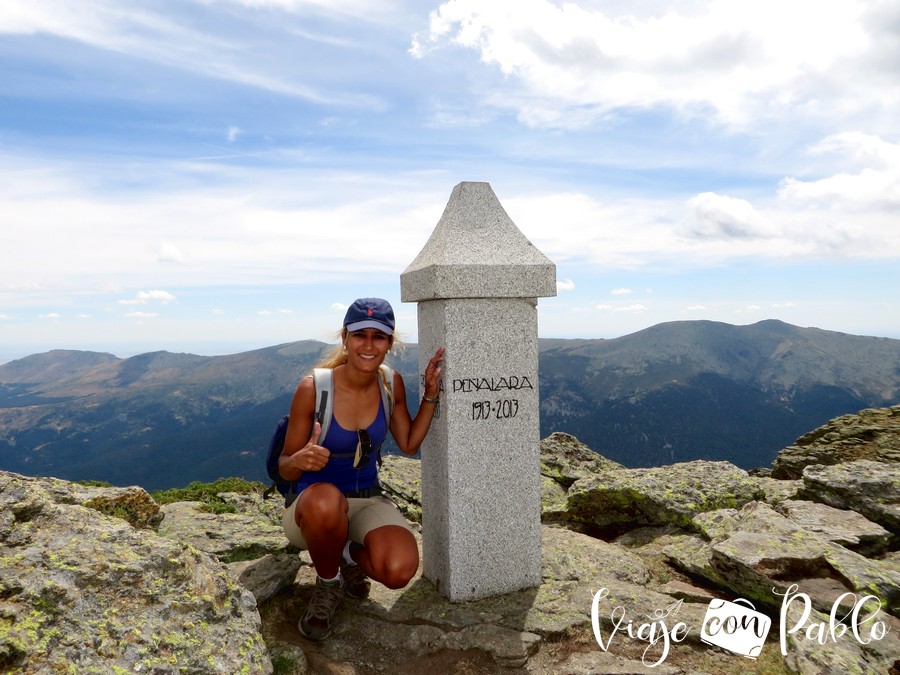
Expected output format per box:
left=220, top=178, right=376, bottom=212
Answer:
left=565, top=460, right=765, bottom=531
left=754, top=475, right=805, bottom=506
left=271, top=522, right=709, bottom=671
left=777, top=498, right=892, bottom=555
left=540, top=473, right=570, bottom=520
left=8, top=415, right=899, bottom=675
left=558, top=651, right=684, bottom=674
left=822, top=543, right=900, bottom=616
left=540, top=432, right=625, bottom=488
left=440, top=623, right=541, bottom=668
left=780, top=599, right=900, bottom=675
left=675, top=502, right=900, bottom=617
left=227, top=552, right=303, bottom=604
left=267, top=643, right=309, bottom=675
left=657, top=580, right=718, bottom=604
left=0, top=470, right=162, bottom=529
left=379, top=454, right=423, bottom=524
left=0, top=471, right=271, bottom=674
left=771, top=405, right=900, bottom=479
left=801, top=459, right=900, bottom=533
left=158, top=497, right=293, bottom=563
left=710, top=529, right=832, bottom=599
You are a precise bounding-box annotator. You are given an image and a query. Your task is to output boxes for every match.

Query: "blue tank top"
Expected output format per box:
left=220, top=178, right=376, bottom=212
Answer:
left=295, top=399, right=388, bottom=494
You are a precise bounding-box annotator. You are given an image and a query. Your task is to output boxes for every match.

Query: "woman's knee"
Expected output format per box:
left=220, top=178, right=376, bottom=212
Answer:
left=295, top=483, right=347, bottom=530
left=364, top=526, right=419, bottom=589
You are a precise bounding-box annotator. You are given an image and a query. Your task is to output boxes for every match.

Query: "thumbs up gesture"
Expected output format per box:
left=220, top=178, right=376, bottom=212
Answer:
left=296, top=421, right=330, bottom=472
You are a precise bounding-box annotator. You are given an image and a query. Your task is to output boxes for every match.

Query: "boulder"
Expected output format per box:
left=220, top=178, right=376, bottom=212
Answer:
left=564, top=460, right=765, bottom=531
left=227, top=553, right=304, bottom=604
left=540, top=431, right=625, bottom=487
left=379, top=454, right=423, bottom=524
left=157, top=494, right=293, bottom=563
left=0, top=470, right=162, bottom=529
left=771, top=405, right=900, bottom=479
left=777, top=498, right=892, bottom=555
left=0, top=471, right=271, bottom=674
left=801, top=459, right=900, bottom=533
left=669, top=502, right=900, bottom=616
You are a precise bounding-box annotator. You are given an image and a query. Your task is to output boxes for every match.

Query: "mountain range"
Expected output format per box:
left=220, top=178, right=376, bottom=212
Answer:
left=1, top=319, right=898, bottom=490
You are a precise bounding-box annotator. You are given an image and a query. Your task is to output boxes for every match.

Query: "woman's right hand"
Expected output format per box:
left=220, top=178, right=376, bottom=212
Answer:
left=291, top=421, right=330, bottom=472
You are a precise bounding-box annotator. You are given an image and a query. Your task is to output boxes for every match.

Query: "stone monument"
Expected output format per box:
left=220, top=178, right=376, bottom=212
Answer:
left=400, top=181, right=557, bottom=602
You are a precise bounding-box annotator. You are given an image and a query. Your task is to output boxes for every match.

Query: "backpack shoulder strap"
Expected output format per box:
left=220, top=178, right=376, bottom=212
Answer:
left=378, top=364, right=394, bottom=418
left=312, top=368, right=334, bottom=441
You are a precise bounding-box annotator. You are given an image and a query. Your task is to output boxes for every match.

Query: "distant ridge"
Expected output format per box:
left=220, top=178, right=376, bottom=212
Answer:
left=1, top=320, right=898, bottom=489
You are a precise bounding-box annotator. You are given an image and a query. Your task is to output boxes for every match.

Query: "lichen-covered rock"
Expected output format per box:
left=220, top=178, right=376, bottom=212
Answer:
left=771, top=405, right=900, bottom=479
left=777, top=499, right=892, bottom=554
left=540, top=432, right=624, bottom=488
left=540, top=474, right=569, bottom=520
left=379, top=454, right=423, bottom=524
left=678, top=502, right=900, bottom=617
left=0, top=471, right=271, bottom=674
left=0, top=470, right=162, bottom=529
left=781, top=601, right=899, bottom=675
left=754, top=475, right=805, bottom=506
left=565, top=460, right=765, bottom=531
left=801, top=459, right=900, bottom=532
left=227, top=553, right=303, bottom=604
left=158, top=498, right=293, bottom=563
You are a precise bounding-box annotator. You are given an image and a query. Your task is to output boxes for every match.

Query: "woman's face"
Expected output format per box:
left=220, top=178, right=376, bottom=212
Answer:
left=345, top=327, right=392, bottom=371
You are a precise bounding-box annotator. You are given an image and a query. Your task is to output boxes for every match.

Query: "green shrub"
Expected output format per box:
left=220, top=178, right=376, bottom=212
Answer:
left=152, top=477, right=265, bottom=514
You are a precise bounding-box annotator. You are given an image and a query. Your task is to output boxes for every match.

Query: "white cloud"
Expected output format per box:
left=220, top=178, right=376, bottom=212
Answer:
left=0, top=0, right=385, bottom=106
left=556, top=278, right=575, bottom=291
left=681, top=192, right=775, bottom=240
left=779, top=133, right=900, bottom=210
left=124, top=311, right=158, bottom=319
left=119, top=290, right=177, bottom=305
left=227, top=126, right=241, bottom=142
left=158, top=243, right=187, bottom=263
left=412, top=0, right=891, bottom=130
left=610, top=287, right=632, bottom=295
left=594, top=303, right=647, bottom=313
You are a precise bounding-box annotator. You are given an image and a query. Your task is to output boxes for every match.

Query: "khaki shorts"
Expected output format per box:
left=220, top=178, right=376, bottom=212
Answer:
left=282, top=492, right=411, bottom=550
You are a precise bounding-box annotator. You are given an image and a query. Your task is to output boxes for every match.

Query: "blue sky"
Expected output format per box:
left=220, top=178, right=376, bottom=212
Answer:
left=1, top=0, right=898, bottom=363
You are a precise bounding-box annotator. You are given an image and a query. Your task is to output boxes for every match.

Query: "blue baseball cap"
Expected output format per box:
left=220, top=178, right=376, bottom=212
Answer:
left=343, top=298, right=395, bottom=335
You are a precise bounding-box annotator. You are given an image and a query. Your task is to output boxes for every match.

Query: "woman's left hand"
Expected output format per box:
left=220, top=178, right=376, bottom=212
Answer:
left=423, top=347, right=445, bottom=398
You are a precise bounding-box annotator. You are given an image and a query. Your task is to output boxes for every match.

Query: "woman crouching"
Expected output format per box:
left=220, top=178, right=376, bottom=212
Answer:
left=278, top=297, right=444, bottom=640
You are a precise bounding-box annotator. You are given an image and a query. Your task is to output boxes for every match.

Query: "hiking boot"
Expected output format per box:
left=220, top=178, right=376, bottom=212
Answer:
left=340, top=561, right=371, bottom=600
left=298, top=576, right=343, bottom=641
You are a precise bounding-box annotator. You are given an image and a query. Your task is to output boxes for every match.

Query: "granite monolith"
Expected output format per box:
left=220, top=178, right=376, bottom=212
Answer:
left=401, top=181, right=556, bottom=601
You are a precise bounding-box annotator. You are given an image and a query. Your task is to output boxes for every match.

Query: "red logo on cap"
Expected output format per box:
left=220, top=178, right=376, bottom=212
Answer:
left=367, top=308, right=373, bottom=316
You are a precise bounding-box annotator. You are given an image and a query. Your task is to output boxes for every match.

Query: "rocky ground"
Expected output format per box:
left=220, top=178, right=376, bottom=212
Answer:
left=2, top=405, right=899, bottom=674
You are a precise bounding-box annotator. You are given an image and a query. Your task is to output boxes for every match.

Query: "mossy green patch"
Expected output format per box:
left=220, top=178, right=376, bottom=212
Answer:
left=152, top=477, right=265, bottom=514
